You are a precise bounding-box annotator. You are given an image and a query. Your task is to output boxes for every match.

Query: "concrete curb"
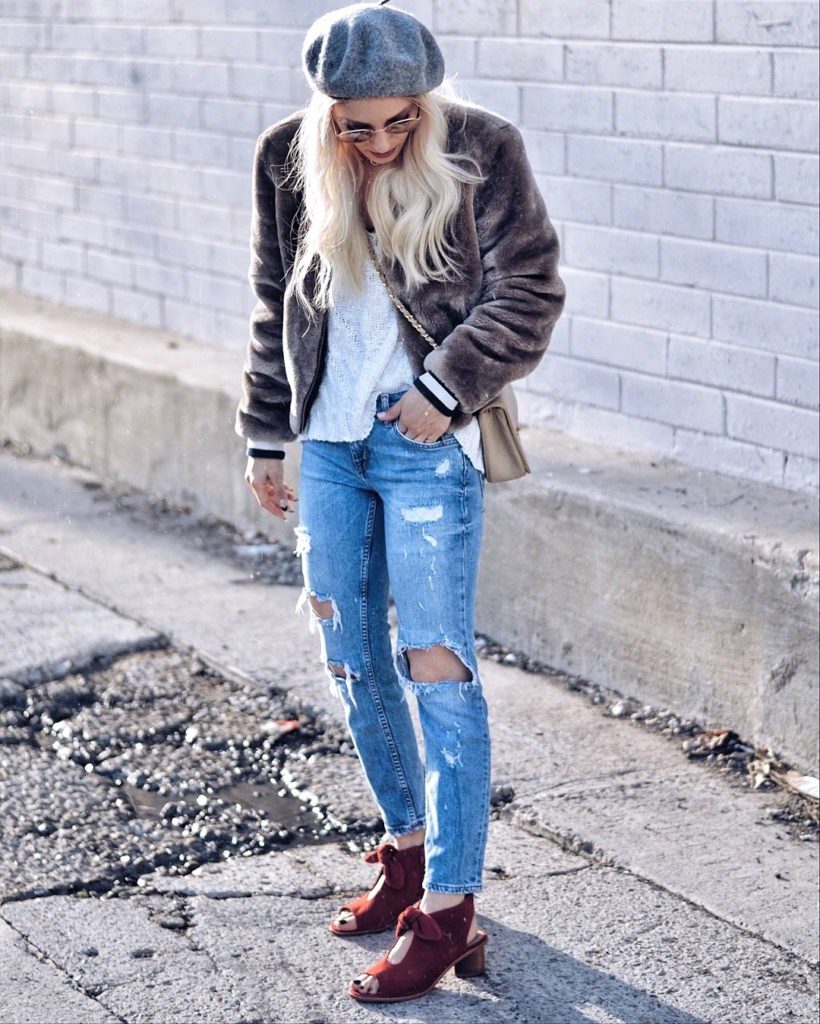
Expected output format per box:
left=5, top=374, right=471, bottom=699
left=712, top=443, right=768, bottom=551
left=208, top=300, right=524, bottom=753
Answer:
left=2, top=288, right=817, bottom=772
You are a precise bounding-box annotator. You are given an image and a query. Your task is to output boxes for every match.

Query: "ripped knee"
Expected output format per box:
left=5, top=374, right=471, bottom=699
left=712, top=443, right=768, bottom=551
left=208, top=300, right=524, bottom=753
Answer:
left=310, top=595, right=335, bottom=620
left=405, top=644, right=473, bottom=684
left=295, top=587, right=342, bottom=633
left=325, top=661, right=361, bottom=698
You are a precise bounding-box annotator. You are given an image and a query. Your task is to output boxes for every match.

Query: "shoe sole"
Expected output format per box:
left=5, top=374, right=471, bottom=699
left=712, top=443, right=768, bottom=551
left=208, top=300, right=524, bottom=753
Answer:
left=328, top=921, right=392, bottom=937
left=346, top=932, right=488, bottom=1003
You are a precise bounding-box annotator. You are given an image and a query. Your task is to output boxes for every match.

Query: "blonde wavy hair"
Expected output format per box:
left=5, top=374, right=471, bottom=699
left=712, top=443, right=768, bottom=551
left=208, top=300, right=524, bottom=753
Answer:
left=283, top=77, right=487, bottom=319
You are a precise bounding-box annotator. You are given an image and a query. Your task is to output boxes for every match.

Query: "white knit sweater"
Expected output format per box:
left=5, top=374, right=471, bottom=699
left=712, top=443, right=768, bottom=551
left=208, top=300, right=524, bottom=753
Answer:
left=247, top=232, right=485, bottom=474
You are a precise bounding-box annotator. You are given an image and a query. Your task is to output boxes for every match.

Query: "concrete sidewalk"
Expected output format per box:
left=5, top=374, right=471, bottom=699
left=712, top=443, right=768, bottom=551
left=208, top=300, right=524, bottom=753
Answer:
left=2, top=288, right=817, bottom=773
left=0, top=446, right=818, bottom=1024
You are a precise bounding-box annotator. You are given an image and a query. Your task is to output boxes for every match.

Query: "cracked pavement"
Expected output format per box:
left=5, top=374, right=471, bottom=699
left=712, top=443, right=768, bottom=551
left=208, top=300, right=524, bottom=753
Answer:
left=0, top=447, right=818, bottom=1024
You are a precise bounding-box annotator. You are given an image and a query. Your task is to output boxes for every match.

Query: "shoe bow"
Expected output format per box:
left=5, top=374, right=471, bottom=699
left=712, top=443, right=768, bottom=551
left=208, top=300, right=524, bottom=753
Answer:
left=395, top=905, right=443, bottom=942
left=362, top=843, right=405, bottom=889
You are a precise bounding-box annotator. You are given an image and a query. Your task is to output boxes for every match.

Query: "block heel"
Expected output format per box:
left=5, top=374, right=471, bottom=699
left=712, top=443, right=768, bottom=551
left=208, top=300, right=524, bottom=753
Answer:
left=454, top=937, right=487, bottom=978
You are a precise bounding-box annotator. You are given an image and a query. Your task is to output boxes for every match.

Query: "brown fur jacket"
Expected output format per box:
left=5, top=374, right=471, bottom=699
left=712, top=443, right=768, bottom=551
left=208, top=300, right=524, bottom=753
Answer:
left=234, top=102, right=566, bottom=447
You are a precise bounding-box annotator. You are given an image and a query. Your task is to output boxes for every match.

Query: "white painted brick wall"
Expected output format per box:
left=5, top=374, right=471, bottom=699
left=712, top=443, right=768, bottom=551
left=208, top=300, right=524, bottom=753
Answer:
left=769, top=252, right=820, bottom=307
left=612, top=1, right=715, bottom=41
left=664, top=143, right=772, bottom=197
left=567, top=135, right=662, bottom=184
left=712, top=295, right=818, bottom=359
left=566, top=42, right=662, bottom=87
left=719, top=95, right=819, bottom=150
left=716, top=196, right=819, bottom=253
left=537, top=174, right=612, bottom=226
left=571, top=318, right=667, bottom=374
left=660, top=237, right=768, bottom=297
left=521, top=1, right=612, bottom=40
left=564, top=224, right=659, bottom=277
left=476, top=39, right=562, bottom=82
left=611, top=279, right=711, bottom=335
left=668, top=334, right=776, bottom=396
left=0, top=0, right=817, bottom=493
left=778, top=355, right=820, bottom=408
left=664, top=45, right=771, bottom=94
left=613, top=183, right=714, bottom=238
left=621, top=373, right=725, bottom=433
left=715, top=2, right=820, bottom=47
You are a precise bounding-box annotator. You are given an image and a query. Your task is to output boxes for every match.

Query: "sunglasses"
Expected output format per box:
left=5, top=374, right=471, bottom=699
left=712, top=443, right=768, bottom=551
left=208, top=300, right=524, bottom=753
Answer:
left=332, top=111, right=421, bottom=145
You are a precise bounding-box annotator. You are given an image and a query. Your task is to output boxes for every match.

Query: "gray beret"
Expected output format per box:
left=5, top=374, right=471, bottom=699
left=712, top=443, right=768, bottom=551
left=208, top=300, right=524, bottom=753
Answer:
left=301, top=1, right=445, bottom=99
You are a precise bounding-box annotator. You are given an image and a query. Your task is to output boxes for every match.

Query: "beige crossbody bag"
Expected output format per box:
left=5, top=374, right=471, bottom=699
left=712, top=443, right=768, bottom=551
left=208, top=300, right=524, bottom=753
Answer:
left=365, top=235, right=531, bottom=483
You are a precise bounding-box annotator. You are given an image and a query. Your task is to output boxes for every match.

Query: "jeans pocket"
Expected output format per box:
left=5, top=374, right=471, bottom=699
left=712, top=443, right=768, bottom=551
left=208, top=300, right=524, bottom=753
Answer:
left=391, top=421, right=459, bottom=449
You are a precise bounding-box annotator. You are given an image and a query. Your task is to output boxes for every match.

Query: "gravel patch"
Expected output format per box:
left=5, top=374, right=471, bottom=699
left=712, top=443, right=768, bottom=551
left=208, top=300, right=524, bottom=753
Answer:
left=0, top=647, right=381, bottom=903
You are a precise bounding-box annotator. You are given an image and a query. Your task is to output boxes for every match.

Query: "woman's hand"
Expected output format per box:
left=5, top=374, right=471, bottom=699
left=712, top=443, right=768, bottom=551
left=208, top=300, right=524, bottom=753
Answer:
left=377, top=388, right=451, bottom=442
left=245, top=457, right=297, bottom=520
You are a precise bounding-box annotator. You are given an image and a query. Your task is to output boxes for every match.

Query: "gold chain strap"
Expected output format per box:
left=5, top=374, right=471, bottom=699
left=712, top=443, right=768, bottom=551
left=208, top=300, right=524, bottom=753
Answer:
left=365, top=234, right=438, bottom=351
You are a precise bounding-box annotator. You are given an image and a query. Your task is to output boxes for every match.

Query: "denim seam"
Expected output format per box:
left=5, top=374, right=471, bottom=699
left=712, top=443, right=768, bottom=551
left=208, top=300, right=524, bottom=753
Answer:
left=459, top=451, right=489, bottom=891
left=359, top=491, right=425, bottom=830
left=425, top=881, right=484, bottom=894
left=384, top=822, right=427, bottom=838
left=468, top=695, right=492, bottom=896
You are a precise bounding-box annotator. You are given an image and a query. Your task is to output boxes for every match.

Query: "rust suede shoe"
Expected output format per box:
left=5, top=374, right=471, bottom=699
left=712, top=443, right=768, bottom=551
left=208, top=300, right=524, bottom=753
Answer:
left=348, top=893, right=488, bottom=1002
left=329, top=841, right=425, bottom=937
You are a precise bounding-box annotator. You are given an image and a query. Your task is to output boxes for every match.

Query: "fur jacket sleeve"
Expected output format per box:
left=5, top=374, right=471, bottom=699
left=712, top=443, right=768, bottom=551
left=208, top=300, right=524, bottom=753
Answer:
left=237, top=130, right=294, bottom=447
left=420, top=122, right=565, bottom=414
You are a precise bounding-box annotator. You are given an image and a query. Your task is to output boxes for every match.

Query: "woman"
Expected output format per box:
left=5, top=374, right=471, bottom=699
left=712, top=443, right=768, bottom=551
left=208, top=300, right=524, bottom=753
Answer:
left=235, top=1, right=565, bottom=1004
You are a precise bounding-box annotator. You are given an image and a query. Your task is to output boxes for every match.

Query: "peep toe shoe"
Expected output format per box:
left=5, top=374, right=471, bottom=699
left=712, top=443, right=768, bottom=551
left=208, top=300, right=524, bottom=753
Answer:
left=329, top=841, right=425, bottom=936
left=348, top=893, right=488, bottom=1003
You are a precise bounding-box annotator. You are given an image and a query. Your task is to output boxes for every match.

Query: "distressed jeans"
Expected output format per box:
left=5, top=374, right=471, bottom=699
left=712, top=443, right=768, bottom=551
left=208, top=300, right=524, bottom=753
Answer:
left=293, top=389, right=491, bottom=894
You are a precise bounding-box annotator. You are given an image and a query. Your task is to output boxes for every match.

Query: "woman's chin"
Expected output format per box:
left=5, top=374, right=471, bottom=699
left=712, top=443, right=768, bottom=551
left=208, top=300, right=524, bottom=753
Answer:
left=359, top=145, right=403, bottom=166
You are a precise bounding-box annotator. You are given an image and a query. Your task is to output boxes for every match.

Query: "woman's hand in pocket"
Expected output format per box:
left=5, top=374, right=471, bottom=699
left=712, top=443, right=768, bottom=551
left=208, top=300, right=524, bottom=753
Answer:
left=377, top=388, right=451, bottom=442
left=245, top=457, right=297, bottom=520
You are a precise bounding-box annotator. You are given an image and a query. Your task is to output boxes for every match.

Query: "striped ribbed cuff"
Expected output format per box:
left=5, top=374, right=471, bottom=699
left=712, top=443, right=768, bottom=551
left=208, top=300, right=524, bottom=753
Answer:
left=247, top=448, right=285, bottom=459
left=245, top=438, right=286, bottom=458
left=413, top=371, right=459, bottom=416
